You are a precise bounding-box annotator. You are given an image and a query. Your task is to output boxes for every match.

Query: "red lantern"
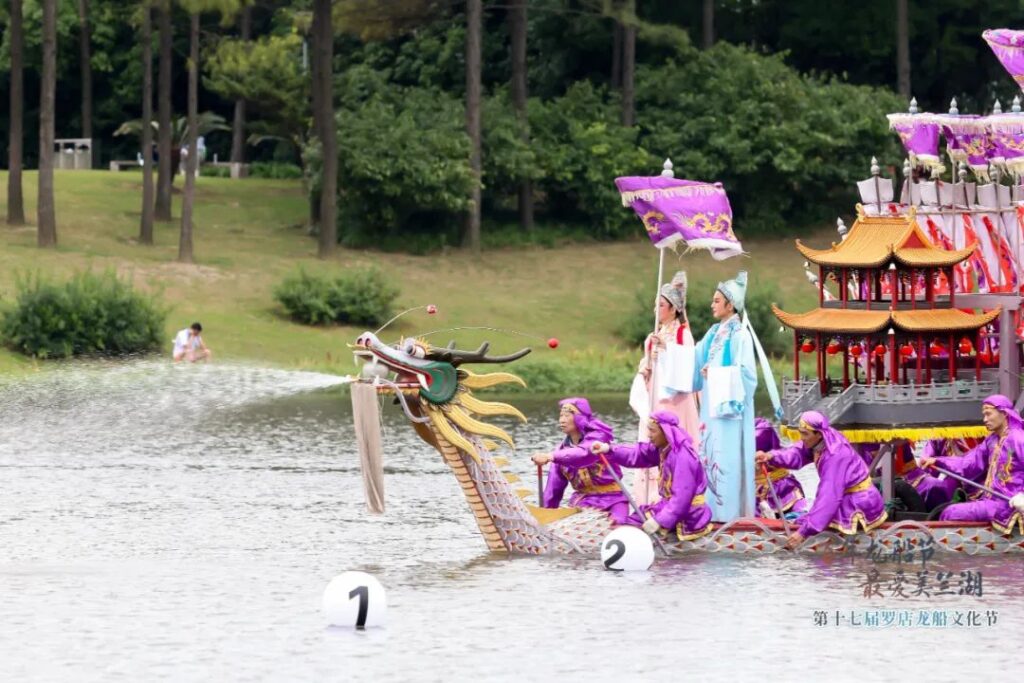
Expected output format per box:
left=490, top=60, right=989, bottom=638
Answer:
left=850, top=343, right=863, bottom=357
left=980, top=349, right=993, bottom=364
left=958, top=338, right=973, bottom=355
left=929, top=341, right=945, bottom=356
left=874, top=344, right=887, bottom=357
left=900, top=344, right=914, bottom=357
left=826, top=340, right=841, bottom=355
left=801, top=340, right=816, bottom=353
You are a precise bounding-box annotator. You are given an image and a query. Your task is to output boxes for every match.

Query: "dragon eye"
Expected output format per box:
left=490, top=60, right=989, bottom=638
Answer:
left=402, top=339, right=426, bottom=359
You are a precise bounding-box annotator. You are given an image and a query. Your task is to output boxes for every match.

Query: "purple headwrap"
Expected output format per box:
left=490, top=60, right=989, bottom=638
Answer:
left=649, top=410, right=694, bottom=454
left=559, top=397, right=614, bottom=443
left=755, top=417, right=780, bottom=452
left=798, top=410, right=848, bottom=455
left=982, top=394, right=1024, bottom=431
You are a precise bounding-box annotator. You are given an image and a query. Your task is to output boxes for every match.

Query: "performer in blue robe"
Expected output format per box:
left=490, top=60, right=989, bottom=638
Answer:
left=692, top=271, right=758, bottom=521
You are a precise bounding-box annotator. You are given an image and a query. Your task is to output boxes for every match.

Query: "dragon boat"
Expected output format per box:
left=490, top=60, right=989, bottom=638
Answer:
left=349, top=331, right=1024, bottom=557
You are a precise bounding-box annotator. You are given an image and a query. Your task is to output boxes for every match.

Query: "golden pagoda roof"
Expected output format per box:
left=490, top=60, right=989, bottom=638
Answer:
left=796, top=209, right=975, bottom=269
left=891, top=308, right=1002, bottom=332
left=772, top=306, right=890, bottom=333
left=773, top=305, right=1001, bottom=334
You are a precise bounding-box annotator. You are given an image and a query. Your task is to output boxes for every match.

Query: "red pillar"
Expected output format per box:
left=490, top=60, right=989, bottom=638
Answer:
left=948, top=333, right=955, bottom=382
left=916, top=333, right=923, bottom=385
left=975, top=329, right=982, bottom=382
left=949, top=267, right=956, bottom=308
left=866, top=338, right=873, bottom=385
left=794, top=330, right=800, bottom=380
left=819, top=266, right=824, bottom=306
left=889, top=330, right=898, bottom=384
left=889, top=270, right=896, bottom=313
left=841, top=268, right=847, bottom=308
left=926, top=267, right=933, bottom=303
left=817, top=332, right=824, bottom=395
left=926, top=336, right=932, bottom=384
left=910, top=267, right=916, bottom=310
left=842, top=345, right=850, bottom=388
left=866, top=269, right=872, bottom=310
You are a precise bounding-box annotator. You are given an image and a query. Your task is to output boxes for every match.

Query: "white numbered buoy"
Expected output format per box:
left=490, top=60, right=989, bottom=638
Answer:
left=322, top=571, right=387, bottom=629
left=601, top=526, right=655, bottom=571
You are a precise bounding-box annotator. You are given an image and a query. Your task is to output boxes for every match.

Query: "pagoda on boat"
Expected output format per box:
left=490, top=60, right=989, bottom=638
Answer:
left=773, top=205, right=1001, bottom=434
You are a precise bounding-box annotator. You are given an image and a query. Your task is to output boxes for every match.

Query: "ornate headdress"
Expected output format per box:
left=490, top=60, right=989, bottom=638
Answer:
left=659, top=270, right=688, bottom=314
left=717, top=270, right=748, bottom=314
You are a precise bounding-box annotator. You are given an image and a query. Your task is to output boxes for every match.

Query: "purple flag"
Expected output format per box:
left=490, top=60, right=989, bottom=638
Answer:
left=887, top=113, right=943, bottom=175
left=614, top=176, right=743, bottom=259
left=987, top=113, right=1024, bottom=175
left=934, top=114, right=990, bottom=176
left=984, top=29, right=1024, bottom=90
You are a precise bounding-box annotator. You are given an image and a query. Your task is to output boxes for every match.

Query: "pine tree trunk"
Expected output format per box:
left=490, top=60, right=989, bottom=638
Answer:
left=620, top=0, right=636, bottom=127
left=308, top=25, right=322, bottom=232
left=7, top=0, right=26, bottom=226
left=155, top=1, right=173, bottom=221
left=464, top=0, right=482, bottom=253
left=702, top=0, right=714, bottom=50
left=178, top=12, right=198, bottom=263
left=140, top=2, right=155, bottom=244
left=509, top=0, right=532, bottom=232
left=313, top=0, right=337, bottom=257
left=230, top=4, right=251, bottom=164
left=37, top=0, right=57, bottom=247
left=896, top=0, right=911, bottom=99
left=611, top=20, right=622, bottom=89
left=77, top=0, right=92, bottom=140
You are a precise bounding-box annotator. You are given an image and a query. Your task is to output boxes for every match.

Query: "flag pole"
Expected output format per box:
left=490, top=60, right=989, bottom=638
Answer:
left=637, top=159, right=675, bottom=504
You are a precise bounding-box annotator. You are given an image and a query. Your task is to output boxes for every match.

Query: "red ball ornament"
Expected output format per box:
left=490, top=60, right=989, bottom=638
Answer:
left=801, top=340, right=816, bottom=353
left=900, top=344, right=914, bottom=357
left=873, top=344, right=887, bottom=357
left=958, top=338, right=973, bottom=355
left=426, top=304, right=438, bottom=315
left=547, top=338, right=559, bottom=349
left=826, top=340, right=841, bottom=355
left=850, top=343, right=863, bottom=357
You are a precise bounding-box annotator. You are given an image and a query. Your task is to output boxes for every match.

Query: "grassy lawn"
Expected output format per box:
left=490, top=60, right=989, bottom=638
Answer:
left=0, top=170, right=827, bottom=386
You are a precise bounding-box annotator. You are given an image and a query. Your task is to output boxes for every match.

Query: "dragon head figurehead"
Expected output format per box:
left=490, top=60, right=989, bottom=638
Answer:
left=352, top=331, right=532, bottom=458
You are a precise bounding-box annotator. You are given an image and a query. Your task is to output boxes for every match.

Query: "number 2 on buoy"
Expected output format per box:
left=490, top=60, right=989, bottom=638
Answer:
left=603, top=539, right=626, bottom=570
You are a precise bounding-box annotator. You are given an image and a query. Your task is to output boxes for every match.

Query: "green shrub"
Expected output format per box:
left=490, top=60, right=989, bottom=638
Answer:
left=1, top=271, right=166, bottom=359
left=636, top=42, right=902, bottom=234
left=201, top=164, right=231, bottom=178
left=333, top=66, right=473, bottom=247
left=273, top=267, right=399, bottom=327
left=618, top=278, right=788, bottom=358
left=250, top=161, right=303, bottom=179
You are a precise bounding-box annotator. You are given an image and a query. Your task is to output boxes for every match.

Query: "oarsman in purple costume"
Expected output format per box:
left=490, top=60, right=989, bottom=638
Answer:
left=530, top=398, right=630, bottom=524
left=919, top=395, right=1024, bottom=533
left=754, top=418, right=808, bottom=515
left=756, top=411, right=887, bottom=550
left=590, top=411, right=713, bottom=541
left=904, top=439, right=964, bottom=510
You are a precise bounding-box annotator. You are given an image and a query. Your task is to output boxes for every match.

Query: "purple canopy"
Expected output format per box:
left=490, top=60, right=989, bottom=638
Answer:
left=987, top=113, right=1024, bottom=175
left=933, top=114, right=990, bottom=176
left=887, top=113, right=943, bottom=175
left=615, top=176, right=743, bottom=259
left=984, top=29, right=1024, bottom=90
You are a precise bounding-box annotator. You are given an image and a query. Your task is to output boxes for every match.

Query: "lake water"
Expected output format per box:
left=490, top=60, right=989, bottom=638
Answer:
left=1, top=362, right=1021, bottom=681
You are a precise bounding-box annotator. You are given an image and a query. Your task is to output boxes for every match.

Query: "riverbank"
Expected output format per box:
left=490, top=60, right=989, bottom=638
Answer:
left=0, top=171, right=822, bottom=394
